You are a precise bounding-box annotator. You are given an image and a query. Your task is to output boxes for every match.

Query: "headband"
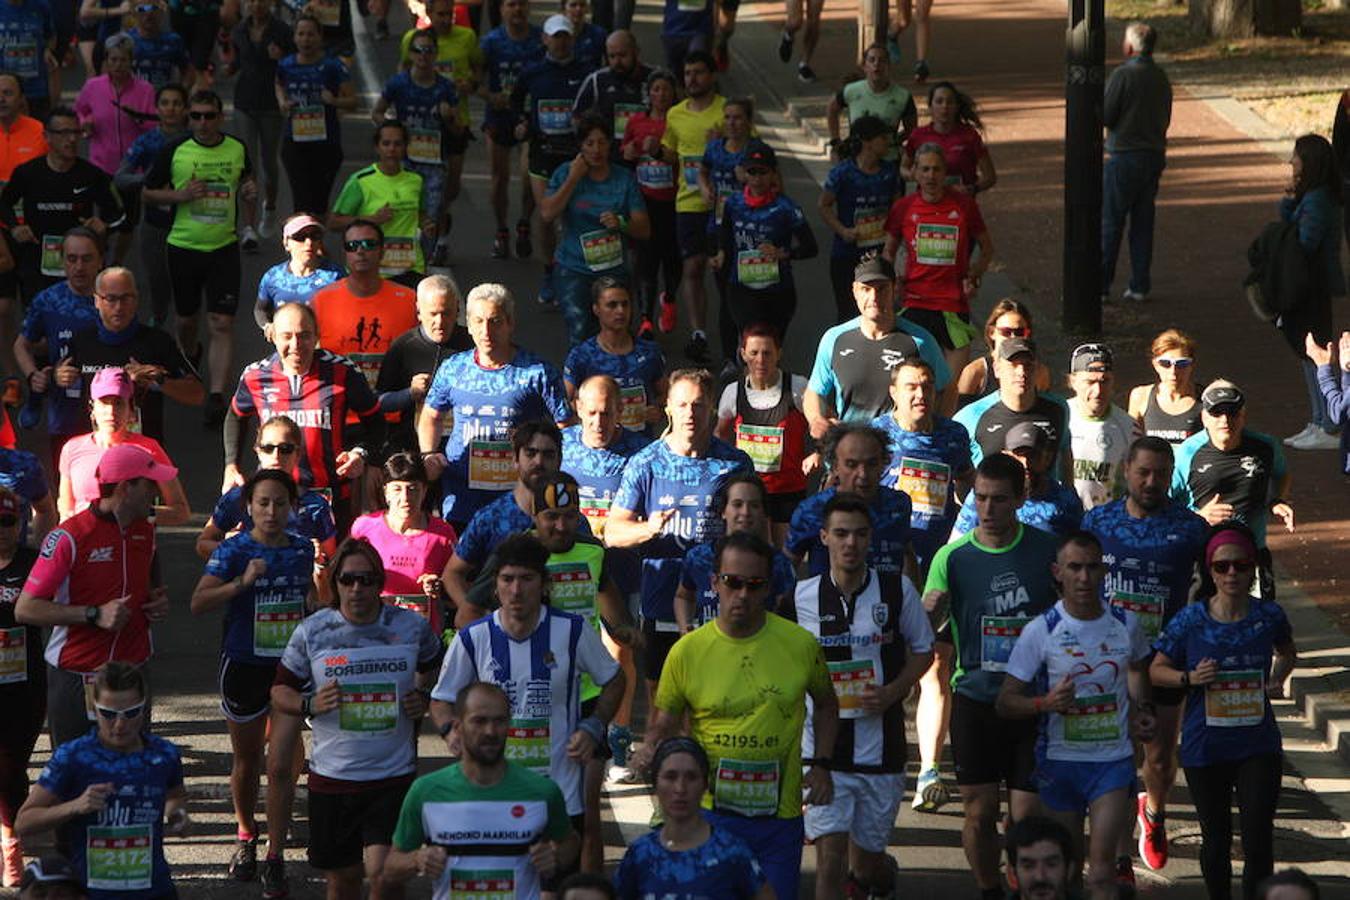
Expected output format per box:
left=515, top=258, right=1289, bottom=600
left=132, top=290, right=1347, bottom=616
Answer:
left=1205, top=528, right=1256, bottom=568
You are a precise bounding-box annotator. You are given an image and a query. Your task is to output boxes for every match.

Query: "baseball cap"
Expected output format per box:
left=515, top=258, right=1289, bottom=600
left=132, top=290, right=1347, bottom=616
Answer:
left=283, top=214, right=324, bottom=240
left=543, top=13, right=572, bottom=35
left=1070, top=342, right=1113, bottom=373
left=997, top=336, right=1038, bottom=361
left=742, top=140, right=777, bottom=170
left=1201, top=382, right=1245, bottom=413
left=1004, top=421, right=1048, bottom=453
left=533, top=474, right=580, bottom=514
left=96, top=444, right=179, bottom=486
left=853, top=254, right=894, bottom=284
left=20, top=856, right=81, bottom=890
left=90, top=367, right=133, bottom=401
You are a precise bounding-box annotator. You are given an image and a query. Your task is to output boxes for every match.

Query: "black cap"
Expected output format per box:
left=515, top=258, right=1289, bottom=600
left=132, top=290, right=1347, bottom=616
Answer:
left=1004, top=421, right=1048, bottom=453
left=20, top=856, right=81, bottom=891
left=1070, top=342, right=1114, bottom=373
left=742, top=140, right=777, bottom=170
left=853, top=254, right=894, bottom=284
left=1201, top=383, right=1245, bottom=413
left=997, top=336, right=1038, bottom=362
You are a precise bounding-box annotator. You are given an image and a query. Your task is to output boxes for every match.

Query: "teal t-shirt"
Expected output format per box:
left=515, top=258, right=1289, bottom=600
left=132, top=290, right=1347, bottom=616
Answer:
left=545, top=162, right=645, bottom=276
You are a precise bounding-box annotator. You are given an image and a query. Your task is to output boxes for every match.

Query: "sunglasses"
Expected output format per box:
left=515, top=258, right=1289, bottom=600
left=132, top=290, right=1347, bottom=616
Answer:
left=337, top=571, right=380, bottom=587
left=257, top=442, right=297, bottom=455
left=1155, top=357, right=1193, bottom=369
left=95, top=703, right=145, bottom=720
left=0, top=514, right=18, bottom=527
left=288, top=229, right=324, bottom=243
left=1210, top=559, right=1255, bottom=574
left=344, top=238, right=381, bottom=251
left=189, top=110, right=219, bottom=121
left=716, top=573, right=769, bottom=591
left=995, top=326, right=1029, bottom=338
left=412, top=44, right=437, bottom=54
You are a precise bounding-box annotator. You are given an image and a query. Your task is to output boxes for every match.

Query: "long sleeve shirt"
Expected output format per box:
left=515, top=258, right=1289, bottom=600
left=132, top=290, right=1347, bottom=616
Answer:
left=74, top=74, right=157, bottom=175
left=1103, top=55, right=1172, bottom=154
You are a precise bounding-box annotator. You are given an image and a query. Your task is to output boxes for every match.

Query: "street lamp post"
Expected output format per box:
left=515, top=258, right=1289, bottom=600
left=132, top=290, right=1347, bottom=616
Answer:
left=1063, top=0, right=1105, bottom=335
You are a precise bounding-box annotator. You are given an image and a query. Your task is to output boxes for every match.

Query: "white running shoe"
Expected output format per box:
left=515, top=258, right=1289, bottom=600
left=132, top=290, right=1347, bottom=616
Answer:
left=1283, top=423, right=1317, bottom=446
left=1291, top=429, right=1341, bottom=451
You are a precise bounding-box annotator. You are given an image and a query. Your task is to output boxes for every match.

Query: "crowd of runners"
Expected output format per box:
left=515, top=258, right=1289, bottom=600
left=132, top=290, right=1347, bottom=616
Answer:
left=0, top=0, right=1346, bottom=898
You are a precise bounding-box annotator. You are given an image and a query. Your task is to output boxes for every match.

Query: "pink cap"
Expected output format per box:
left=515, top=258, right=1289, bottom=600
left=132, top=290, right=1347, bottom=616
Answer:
left=96, top=445, right=179, bottom=486
left=283, top=214, right=324, bottom=240
left=90, top=367, right=133, bottom=401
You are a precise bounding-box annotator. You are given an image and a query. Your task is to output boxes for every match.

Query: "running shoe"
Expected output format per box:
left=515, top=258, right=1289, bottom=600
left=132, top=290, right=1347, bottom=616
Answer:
left=515, top=220, right=533, bottom=259
left=1115, top=855, right=1137, bottom=897
left=658, top=291, right=677, bottom=333
left=637, top=315, right=655, bottom=340
left=240, top=226, right=260, bottom=253
left=911, top=767, right=950, bottom=812
left=684, top=332, right=710, bottom=364
left=537, top=275, right=559, bottom=310
left=1, top=836, right=23, bottom=888
left=1284, top=423, right=1317, bottom=446
left=429, top=238, right=451, bottom=268
left=258, top=204, right=278, bottom=239
left=1122, top=288, right=1149, bottom=302
left=609, top=724, right=633, bottom=766
left=492, top=228, right=510, bottom=259
left=777, top=30, right=793, bottom=63
left=913, top=59, right=930, bottom=82
left=797, top=62, right=817, bottom=83
left=886, top=33, right=902, bottom=63
left=1292, top=429, right=1341, bottom=451
left=228, top=837, right=258, bottom=881
left=1137, top=792, right=1168, bottom=871
left=260, top=857, right=288, bottom=899
left=203, top=392, right=227, bottom=428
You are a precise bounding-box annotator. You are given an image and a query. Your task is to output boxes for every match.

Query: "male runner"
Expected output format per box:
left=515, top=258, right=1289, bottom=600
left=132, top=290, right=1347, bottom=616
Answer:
left=1066, top=343, right=1136, bottom=510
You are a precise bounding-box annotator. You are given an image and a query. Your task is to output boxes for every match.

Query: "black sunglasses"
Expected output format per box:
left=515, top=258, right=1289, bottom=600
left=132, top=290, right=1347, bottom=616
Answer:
left=716, top=573, right=769, bottom=591
left=1211, top=560, right=1254, bottom=575
left=95, top=702, right=146, bottom=720
left=344, top=238, right=381, bottom=251
left=337, top=571, right=380, bottom=587
left=258, top=442, right=297, bottom=454
left=189, top=110, right=219, bottom=120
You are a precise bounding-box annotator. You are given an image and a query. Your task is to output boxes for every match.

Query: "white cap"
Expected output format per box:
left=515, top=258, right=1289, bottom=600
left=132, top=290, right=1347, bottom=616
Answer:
left=543, top=13, right=573, bottom=35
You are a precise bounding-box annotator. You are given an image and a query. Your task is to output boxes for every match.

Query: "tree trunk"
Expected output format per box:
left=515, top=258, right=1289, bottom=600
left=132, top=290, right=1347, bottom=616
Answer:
left=1189, top=0, right=1301, bottom=37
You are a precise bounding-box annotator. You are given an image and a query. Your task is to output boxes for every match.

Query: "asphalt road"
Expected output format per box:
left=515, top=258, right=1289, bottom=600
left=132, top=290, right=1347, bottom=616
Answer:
left=9, top=0, right=1350, bottom=897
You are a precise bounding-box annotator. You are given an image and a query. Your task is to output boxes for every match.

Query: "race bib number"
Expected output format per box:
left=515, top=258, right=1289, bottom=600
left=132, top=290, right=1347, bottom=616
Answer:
left=292, top=105, right=327, bottom=142
left=449, top=868, right=514, bottom=899
left=735, top=422, right=785, bottom=474
left=980, top=616, right=1030, bottom=673
left=0, top=627, right=27, bottom=684
left=897, top=457, right=951, bottom=518
left=381, top=238, right=416, bottom=275
left=854, top=207, right=887, bottom=248
left=40, top=234, right=65, bottom=277
left=713, top=758, right=779, bottom=817
left=386, top=593, right=431, bottom=621
left=408, top=127, right=442, bottom=165
left=548, top=562, right=598, bottom=624
left=537, top=99, right=572, bottom=135
left=828, top=658, right=876, bottom=719
left=579, top=495, right=610, bottom=535
left=914, top=223, right=958, bottom=265
left=4, top=41, right=38, bottom=79
left=1204, top=669, right=1265, bottom=728
left=618, top=384, right=647, bottom=431
left=252, top=590, right=304, bottom=658
left=86, top=825, right=153, bottom=891
left=189, top=181, right=232, bottom=224
left=505, top=717, right=551, bottom=774
left=736, top=249, right=780, bottom=289
left=339, top=682, right=399, bottom=733
left=681, top=156, right=701, bottom=190
left=580, top=228, right=622, bottom=272
left=468, top=440, right=514, bottom=491
left=613, top=102, right=643, bottom=140
left=1111, top=590, right=1163, bottom=642
left=636, top=159, right=674, bottom=191
left=1063, top=692, right=1120, bottom=743
left=312, top=0, right=340, bottom=26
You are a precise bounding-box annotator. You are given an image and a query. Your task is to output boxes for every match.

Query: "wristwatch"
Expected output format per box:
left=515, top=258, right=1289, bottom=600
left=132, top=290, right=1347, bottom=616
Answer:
left=85, top=605, right=100, bottom=626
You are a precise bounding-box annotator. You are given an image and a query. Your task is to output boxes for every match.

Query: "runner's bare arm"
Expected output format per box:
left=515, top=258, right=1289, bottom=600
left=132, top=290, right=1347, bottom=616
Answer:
left=1269, top=639, right=1298, bottom=698
left=15, top=783, right=115, bottom=839
left=603, top=505, right=672, bottom=549
left=802, top=387, right=839, bottom=439
left=673, top=583, right=698, bottom=634
left=921, top=588, right=948, bottom=628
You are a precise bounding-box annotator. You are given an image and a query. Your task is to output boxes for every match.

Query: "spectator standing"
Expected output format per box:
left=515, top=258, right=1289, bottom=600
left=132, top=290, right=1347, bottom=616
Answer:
left=228, top=0, right=291, bottom=236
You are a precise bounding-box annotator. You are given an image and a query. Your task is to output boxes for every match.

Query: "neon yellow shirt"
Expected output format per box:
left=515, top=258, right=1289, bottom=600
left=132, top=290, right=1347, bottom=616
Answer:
left=332, top=165, right=425, bottom=275
left=661, top=94, right=726, bottom=214
left=655, top=613, right=831, bottom=819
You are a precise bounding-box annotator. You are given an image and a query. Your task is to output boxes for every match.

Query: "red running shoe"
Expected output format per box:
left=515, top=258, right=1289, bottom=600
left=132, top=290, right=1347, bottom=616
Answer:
left=637, top=316, right=654, bottom=340
left=1137, top=791, right=1168, bottom=871
left=658, top=291, right=677, bottom=333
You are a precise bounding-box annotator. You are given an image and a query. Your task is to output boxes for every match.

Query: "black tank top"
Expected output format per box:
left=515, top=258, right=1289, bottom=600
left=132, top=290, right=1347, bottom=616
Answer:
left=980, top=355, right=1000, bottom=398
left=1143, top=386, right=1202, bottom=444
